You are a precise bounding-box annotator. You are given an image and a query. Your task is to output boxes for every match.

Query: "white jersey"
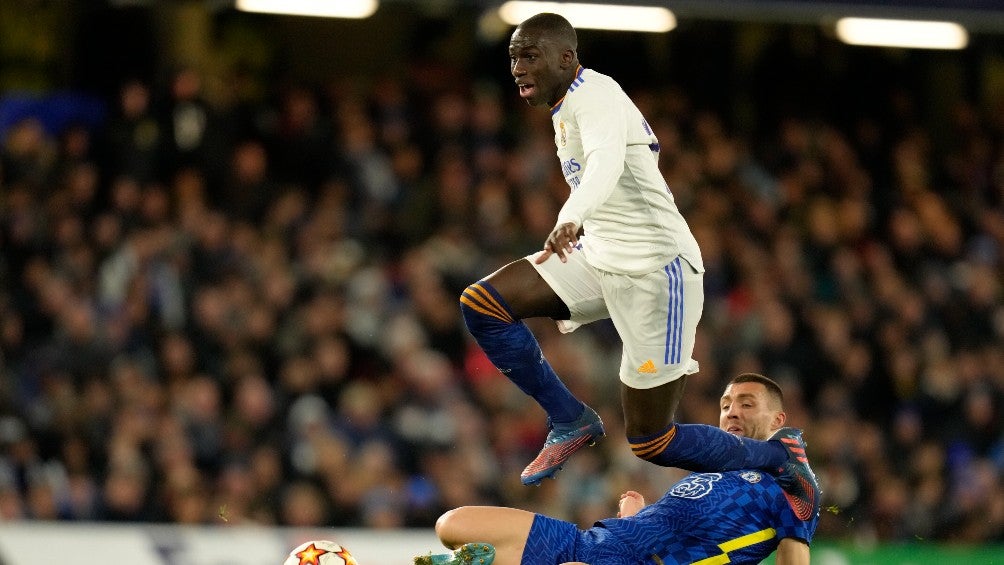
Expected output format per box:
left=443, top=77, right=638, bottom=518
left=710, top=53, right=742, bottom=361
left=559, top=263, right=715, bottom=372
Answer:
left=551, top=67, right=704, bottom=275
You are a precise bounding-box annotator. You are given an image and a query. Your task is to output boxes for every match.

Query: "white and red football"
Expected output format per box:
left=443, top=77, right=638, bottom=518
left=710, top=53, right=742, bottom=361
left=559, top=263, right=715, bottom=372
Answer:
left=283, top=540, right=358, bottom=565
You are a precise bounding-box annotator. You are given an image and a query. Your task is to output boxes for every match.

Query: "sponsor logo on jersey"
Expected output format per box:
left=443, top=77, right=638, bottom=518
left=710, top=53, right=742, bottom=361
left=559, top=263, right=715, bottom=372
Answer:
left=638, top=359, right=657, bottom=374
left=560, top=158, right=581, bottom=176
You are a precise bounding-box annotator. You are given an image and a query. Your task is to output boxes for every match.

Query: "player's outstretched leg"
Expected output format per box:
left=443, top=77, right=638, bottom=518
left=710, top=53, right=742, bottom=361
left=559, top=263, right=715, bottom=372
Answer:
left=414, top=542, right=495, bottom=565
left=460, top=280, right=603, bottom=484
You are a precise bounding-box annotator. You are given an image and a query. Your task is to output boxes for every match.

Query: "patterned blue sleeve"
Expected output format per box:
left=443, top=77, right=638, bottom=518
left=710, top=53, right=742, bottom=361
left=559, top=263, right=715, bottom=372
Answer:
left=774, top=504, right=817, bottom=543
left=661, top=424, right=787, bottom=472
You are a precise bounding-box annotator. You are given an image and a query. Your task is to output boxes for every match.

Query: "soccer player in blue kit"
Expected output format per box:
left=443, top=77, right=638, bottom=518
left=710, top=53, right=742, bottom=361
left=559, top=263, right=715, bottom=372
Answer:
left=414, top=374, right=821, bottom=565
left=460, top=12, right=707, bottom=486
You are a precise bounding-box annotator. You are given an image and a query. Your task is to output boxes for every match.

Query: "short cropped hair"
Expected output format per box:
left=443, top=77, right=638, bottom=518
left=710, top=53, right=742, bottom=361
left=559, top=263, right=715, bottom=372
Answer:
left=517, top=12, right=578, bottom=51
left=729, top=373, right=784, bottom=408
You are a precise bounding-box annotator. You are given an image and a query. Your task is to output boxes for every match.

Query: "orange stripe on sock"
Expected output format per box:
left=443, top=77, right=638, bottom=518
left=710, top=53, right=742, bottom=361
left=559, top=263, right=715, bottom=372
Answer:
left=461, top=286, right=512, bottom=323
left=630, top=426, right=677, bottom=460
left=469, top=284, right=515, bottom=323
left=633, top=438, right=672, bottom=459
left=465, top=286, right=510, bottom=322
left=631, top=426, right=677, bottom=449
left=463, top=284, right=514, bottom=323
left=460, top=293, right=509, bottom=322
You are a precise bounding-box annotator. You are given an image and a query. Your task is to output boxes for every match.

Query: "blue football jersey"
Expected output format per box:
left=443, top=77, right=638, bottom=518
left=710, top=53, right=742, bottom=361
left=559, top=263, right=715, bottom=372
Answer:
left=599, top=469, right=819, bottom=564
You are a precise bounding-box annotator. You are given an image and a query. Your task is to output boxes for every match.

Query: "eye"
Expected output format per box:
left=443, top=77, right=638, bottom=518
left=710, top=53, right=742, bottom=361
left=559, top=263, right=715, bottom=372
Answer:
left=720, top=404, right=729, bottom=411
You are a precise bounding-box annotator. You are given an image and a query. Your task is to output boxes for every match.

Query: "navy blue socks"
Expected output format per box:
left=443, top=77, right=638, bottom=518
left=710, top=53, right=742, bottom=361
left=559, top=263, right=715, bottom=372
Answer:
left=461, top=281, right=584, bottom=424
left=629, top=423, right=788, bottom=472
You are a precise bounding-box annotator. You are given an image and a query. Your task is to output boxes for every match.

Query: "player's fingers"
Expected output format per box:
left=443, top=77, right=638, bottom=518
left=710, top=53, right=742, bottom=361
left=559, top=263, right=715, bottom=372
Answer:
left=534, top=247, right=554, bottom=264
left=561, top=232, right=577, bottom=253
left=553, top=245, right=568, bottom=263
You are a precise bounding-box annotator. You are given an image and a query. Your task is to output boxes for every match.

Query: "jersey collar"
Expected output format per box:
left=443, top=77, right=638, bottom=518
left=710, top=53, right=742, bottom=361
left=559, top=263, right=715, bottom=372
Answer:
left=550, top=65, right=585, bottom=115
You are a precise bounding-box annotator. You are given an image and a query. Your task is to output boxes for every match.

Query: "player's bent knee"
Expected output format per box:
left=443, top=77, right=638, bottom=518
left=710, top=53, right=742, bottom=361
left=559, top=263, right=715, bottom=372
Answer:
left=460, top=282, right=516, bottom=333
left=434, top=507, right=472, bottom=546
left=434, top=508, right=457, bottom=542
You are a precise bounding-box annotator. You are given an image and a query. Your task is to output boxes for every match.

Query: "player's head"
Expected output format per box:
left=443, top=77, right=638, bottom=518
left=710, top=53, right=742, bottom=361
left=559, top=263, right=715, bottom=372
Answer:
left=508, top=13, right=579, bottom=107
left=719, top=373, right=786, bottom=441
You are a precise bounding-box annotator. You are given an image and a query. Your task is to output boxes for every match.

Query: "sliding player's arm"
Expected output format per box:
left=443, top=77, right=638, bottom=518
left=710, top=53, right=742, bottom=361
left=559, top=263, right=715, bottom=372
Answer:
left=774, top=537, right=810, bottom=565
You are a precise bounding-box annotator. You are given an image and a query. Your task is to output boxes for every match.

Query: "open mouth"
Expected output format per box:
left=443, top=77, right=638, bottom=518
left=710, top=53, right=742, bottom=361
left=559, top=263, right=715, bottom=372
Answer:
left=517, top=83, right=536, bottom=99
left=726, top=425, right=744, bottom=435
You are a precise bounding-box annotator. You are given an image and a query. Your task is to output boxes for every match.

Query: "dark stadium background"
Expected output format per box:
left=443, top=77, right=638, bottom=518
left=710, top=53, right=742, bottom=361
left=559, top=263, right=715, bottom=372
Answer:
left=0, top=1, right=1001, bottom=563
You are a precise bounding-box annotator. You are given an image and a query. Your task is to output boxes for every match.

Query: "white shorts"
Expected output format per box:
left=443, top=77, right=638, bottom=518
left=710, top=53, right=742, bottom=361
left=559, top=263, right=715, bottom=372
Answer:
left=529, top=248, right=703, bottom=389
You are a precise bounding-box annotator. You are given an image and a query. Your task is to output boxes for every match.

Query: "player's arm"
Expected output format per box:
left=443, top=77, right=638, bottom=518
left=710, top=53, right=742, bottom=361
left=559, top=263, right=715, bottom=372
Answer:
left=539, top=90, right=626, bottom=263
left=774, top=537, right=810, bottom=565
left=554, top=86, right=627, bottom=227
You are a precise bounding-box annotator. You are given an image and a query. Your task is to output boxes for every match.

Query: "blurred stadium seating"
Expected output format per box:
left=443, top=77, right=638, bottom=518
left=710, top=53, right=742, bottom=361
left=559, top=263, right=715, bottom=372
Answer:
left=0, top=1, right=1001, bottom=562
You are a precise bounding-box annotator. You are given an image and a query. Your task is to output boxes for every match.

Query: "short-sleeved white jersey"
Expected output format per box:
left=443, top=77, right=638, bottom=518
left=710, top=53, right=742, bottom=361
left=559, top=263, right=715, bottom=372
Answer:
left=551, top=67, right=704, bottom=275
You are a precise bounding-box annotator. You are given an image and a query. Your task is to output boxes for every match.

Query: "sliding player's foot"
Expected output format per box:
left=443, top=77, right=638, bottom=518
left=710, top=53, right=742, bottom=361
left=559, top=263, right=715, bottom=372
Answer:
left=413, top=542, right=495, bottom=565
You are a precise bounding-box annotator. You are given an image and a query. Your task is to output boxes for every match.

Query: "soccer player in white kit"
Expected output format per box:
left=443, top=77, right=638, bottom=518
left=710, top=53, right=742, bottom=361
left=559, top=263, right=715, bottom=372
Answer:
left=460, top=12, right=705, bottom=485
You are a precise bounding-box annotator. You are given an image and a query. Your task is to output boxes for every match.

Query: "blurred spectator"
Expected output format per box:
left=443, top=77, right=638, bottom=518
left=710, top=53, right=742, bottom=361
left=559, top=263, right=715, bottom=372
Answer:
left=103, top=80, right=161, bottom=183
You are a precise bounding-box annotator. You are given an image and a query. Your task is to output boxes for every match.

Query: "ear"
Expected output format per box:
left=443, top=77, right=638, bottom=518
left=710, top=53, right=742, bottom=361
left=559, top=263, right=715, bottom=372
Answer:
left=772, top=411, right=787, bottom=429
left=560, top=48, right=576, bottom=68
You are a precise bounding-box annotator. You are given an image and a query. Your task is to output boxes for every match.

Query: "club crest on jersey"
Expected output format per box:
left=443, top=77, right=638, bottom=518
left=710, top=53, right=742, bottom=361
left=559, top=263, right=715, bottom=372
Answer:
left=559, top=120, right=567, bottom=146
left=669, top=473, right=721, bottom=499
left=741, top=471, right=763, bottom=484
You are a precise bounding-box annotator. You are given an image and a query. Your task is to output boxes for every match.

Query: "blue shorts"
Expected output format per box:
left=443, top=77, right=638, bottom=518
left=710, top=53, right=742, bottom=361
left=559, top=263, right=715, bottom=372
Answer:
left=520, top=514, right=649, bottom=565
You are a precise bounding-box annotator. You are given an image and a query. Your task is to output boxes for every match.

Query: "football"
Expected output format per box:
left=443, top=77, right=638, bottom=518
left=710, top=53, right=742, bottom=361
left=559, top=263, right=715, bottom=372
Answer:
left=283, top=540, right=358, bottom=565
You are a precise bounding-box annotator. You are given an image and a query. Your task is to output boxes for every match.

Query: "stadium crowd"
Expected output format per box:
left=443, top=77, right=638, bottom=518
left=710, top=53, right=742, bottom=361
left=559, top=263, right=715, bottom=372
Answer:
left=0, top=46, right=1002, bottom=546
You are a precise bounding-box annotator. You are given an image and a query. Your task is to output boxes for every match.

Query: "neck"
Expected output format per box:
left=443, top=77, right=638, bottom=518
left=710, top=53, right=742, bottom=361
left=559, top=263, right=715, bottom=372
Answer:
left=556, top=64, right=582, bottom=93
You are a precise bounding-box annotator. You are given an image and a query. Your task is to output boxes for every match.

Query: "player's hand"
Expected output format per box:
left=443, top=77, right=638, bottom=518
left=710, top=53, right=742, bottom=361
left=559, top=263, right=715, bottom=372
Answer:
left=535, top=222, right=580, bottom=264
left=617, top=490, right=645, bottom=518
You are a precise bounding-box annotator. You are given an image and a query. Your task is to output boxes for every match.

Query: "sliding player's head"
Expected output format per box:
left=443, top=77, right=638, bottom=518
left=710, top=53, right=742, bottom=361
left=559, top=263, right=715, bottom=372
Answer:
left=719, top=373, right=787, bottom=441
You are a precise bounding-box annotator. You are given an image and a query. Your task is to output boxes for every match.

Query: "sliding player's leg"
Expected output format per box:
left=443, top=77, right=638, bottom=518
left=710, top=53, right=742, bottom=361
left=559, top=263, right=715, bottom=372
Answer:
left=415, top=505, right=536, bottom=565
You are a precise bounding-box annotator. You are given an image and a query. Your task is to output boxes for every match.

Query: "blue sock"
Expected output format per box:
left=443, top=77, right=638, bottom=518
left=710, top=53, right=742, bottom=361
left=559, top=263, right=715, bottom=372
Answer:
left=460, top=281, right=583, bottom=424
left=629, top=423, right=787, bottom=472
